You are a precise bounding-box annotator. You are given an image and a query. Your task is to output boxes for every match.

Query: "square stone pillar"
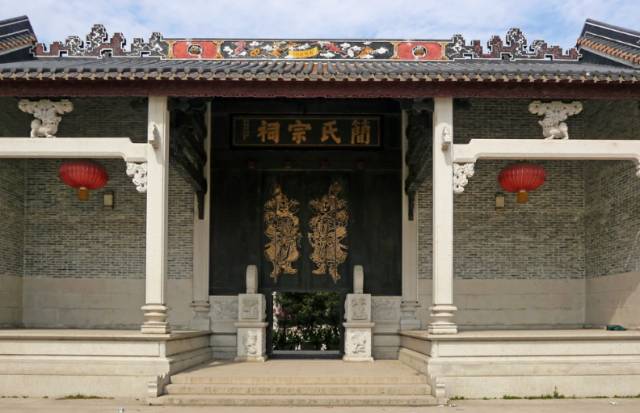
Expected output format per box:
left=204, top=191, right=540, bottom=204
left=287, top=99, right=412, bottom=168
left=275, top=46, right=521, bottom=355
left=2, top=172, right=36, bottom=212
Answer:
left=429, top=97, right=457, bottom=334
left=141, top=96, right=171, bottom=334
left=235, top=294, right=267, bottom=361
left=235, top=265, right=268, bottom=361
left=343, top=266, right=374, bottom=361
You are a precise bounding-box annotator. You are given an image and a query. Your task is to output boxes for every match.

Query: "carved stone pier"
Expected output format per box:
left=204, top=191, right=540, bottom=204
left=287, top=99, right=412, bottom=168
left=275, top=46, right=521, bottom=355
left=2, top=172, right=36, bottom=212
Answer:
left=343, top=265, right=375, bottom=362
left=235, top=265, right=268, bottom=362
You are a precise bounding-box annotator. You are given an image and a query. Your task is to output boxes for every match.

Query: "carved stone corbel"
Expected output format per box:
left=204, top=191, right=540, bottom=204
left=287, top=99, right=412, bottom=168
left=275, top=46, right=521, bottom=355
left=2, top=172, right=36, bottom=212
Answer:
left=18, top=99, right=73, bottom=138
left=126, top=162, right=148, bottom=193
left=441, top=125, right=452, bottom=150
left=528, top=100, right=583, bottom=140
left=453, top=162, right=475, bottom=194
left=148, top=123, right=161, bottom=148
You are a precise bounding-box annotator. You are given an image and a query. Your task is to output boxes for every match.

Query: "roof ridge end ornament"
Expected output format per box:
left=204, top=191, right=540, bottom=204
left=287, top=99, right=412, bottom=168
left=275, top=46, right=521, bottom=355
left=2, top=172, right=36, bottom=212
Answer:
left=528, top=100, right=583, bottom=140
left=18, top=99, right=73, bottom=138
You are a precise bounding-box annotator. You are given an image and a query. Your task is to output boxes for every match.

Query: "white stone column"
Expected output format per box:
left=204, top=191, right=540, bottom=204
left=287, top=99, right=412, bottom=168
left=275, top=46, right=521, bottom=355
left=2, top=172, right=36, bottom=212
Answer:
left=429, top=97, right=458, bottom=334
left=400, top=110, right=421, bottom=330
left=190, top=102, right=212, bottom=331
left=141, top=96, right=171, bottom=334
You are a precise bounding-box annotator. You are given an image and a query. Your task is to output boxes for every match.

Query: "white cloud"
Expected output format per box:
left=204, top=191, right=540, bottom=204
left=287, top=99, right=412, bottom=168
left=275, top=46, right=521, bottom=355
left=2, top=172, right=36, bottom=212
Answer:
left=2, top=0, right=639, bottom=49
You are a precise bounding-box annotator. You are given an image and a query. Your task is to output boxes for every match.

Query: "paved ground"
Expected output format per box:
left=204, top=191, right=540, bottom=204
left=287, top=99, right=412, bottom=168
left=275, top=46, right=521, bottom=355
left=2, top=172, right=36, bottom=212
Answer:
left=1, top=398, right=639, bottom=412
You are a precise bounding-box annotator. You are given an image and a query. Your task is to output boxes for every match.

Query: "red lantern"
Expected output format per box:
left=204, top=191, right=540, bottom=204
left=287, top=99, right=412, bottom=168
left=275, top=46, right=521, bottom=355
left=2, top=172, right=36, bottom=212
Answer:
left=498, top=163, right=546, bottom=204
left=58, top=160, right=109, bottom=201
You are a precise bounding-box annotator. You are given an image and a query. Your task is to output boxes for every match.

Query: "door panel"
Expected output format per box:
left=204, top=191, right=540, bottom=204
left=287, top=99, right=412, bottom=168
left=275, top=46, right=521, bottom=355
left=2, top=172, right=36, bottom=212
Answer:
left=261, top=172, right=351, bottom=294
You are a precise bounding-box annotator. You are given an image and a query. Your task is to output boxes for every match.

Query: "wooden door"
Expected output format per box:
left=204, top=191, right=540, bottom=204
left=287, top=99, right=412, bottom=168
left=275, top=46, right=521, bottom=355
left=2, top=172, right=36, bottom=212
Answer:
left=261, top=172, right=351, bottom=295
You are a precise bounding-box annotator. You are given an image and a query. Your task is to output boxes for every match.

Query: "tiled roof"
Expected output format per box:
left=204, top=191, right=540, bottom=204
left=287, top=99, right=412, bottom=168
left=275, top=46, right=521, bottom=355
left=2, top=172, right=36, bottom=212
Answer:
left=578, top=19, right=640, bottom=68
left=0, top=16, right=36, bottom=54
left=0, top=57, right=637, bottom=83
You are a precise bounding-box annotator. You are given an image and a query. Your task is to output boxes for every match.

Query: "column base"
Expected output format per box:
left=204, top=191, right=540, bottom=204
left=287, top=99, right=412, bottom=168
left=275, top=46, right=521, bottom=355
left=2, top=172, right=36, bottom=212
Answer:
left=141, top=304, right=171, bottom=334
left=400, top=300, right=421, bottom=331
left=428, top=304, right=458, bottom=334
left=189, top=300, right=211, bottom=331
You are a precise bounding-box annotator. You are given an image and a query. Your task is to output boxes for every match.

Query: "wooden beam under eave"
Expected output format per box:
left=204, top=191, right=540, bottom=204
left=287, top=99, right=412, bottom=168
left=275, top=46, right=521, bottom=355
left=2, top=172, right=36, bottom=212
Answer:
left=0, top=79, right=639, bottom=99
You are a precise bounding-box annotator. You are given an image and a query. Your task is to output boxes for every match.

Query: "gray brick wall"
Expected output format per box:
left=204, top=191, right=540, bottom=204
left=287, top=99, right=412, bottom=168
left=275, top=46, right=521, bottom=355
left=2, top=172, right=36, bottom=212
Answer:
left=418, top=99, right=588, bottom=280
left=0, top=97, right=148, bottom=142
left=0, top=160, right=24, bottom=278
left=584, top=161, right=640, bottom=277
left=582, top=100, right=640, bottom=278
left=0, top=97, right=194, bottom=281
left=23, top=167, right=193, bottom=280
left=418, top=160, right=586, bottom=279
left=418, top=98, right=639, bottom=281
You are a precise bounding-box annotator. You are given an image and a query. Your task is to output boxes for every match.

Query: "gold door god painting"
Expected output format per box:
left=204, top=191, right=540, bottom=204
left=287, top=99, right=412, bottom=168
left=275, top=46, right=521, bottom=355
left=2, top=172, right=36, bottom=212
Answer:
left=264, top=185, right=301, bottom=281
left=308, top=182, right=349, bottom=283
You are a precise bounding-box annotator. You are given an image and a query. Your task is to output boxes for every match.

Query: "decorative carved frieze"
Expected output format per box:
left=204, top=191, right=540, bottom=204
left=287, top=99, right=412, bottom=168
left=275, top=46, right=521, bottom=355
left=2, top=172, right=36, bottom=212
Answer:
left=529, top=100, right=583, bottom=140
left=126, top=162, right=148, bottom=193
left=453, top=162, right=475, bottom=194
left=34, top=25, right=579, bottom=62
left=34, top=24, right=169, bottom=57
left=446, top=28, right=580, bottom=61
left=170, top=99, right=208, bottom=219
left=18, top=99, right=73, bottom=138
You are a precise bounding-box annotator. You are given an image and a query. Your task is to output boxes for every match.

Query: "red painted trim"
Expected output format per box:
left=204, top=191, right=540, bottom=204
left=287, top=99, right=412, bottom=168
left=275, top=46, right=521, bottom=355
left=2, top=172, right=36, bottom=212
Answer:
left=1, top=79, right=638, bottom=99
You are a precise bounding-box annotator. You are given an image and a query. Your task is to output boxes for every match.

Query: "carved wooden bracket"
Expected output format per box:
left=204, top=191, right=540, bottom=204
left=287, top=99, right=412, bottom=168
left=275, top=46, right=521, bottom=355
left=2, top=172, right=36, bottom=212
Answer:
left=453, top=162, right=475, bottom=194
left=529, top=100, right=583, bottom=140
left=18, top=99, right=73, bottom=138
left=126, top=162, right=148, bottom=193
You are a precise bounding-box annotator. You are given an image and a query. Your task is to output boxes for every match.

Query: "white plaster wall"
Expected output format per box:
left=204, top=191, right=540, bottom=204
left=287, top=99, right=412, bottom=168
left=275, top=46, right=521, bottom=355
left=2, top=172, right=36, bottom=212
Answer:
left=22, top=278, right=193, bottom=329
left=587, top=272, right=640, bottom=329
left=0, top=275, right=22, bottom=327
left=417, top=278, right=586, bottom=329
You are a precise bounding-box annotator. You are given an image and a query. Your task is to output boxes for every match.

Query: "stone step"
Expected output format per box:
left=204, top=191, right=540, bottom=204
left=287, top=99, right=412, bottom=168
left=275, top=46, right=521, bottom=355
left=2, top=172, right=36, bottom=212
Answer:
left=170, top=375, right=428, bottom=385
left=151, top=394, right=438, bottom=406
left=165, top=383, right=431, bottom=396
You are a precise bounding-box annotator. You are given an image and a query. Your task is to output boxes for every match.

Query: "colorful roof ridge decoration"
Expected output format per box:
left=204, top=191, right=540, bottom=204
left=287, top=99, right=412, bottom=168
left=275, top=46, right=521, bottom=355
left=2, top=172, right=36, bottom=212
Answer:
left=577, top=19, right=640, bottom=68
left=32, top=24, right=579, bottom=62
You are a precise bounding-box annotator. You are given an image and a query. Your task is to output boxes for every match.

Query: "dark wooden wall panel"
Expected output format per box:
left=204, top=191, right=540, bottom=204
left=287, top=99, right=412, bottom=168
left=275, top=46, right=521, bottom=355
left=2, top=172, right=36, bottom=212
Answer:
left=209, top=99, right=402, bottom=296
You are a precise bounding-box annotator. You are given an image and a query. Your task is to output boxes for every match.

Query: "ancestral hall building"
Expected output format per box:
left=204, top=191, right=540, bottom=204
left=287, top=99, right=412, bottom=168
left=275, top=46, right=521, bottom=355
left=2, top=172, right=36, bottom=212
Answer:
left=0, top=15, right=640, bottom=405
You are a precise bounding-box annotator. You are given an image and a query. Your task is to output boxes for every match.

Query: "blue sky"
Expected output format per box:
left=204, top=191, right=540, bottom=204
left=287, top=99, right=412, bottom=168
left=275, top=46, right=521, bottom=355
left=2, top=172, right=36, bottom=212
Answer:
left=3, top=0, right=639, bottom=50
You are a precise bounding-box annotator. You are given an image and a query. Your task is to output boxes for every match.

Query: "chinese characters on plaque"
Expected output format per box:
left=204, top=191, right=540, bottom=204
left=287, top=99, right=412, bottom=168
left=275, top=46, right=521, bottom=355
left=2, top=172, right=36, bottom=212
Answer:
left=233, top=116, right=381, bottom=147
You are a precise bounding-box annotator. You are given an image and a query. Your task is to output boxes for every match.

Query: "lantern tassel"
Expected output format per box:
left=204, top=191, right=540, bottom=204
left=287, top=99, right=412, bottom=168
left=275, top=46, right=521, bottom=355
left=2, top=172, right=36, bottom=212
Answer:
left=77, top=187, right=89, bottom=201
left=516, top=190, right=528, bottom=204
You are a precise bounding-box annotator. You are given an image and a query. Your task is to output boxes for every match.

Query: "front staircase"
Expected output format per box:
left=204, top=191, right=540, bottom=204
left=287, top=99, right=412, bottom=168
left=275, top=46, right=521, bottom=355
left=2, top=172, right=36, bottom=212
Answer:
left=151, top=359, right=437, bottom=406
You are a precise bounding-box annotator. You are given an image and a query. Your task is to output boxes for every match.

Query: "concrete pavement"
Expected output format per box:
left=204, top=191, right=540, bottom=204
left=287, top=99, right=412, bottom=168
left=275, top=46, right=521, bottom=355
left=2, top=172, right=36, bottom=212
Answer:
left=0, top=397, right=639, bottom=412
